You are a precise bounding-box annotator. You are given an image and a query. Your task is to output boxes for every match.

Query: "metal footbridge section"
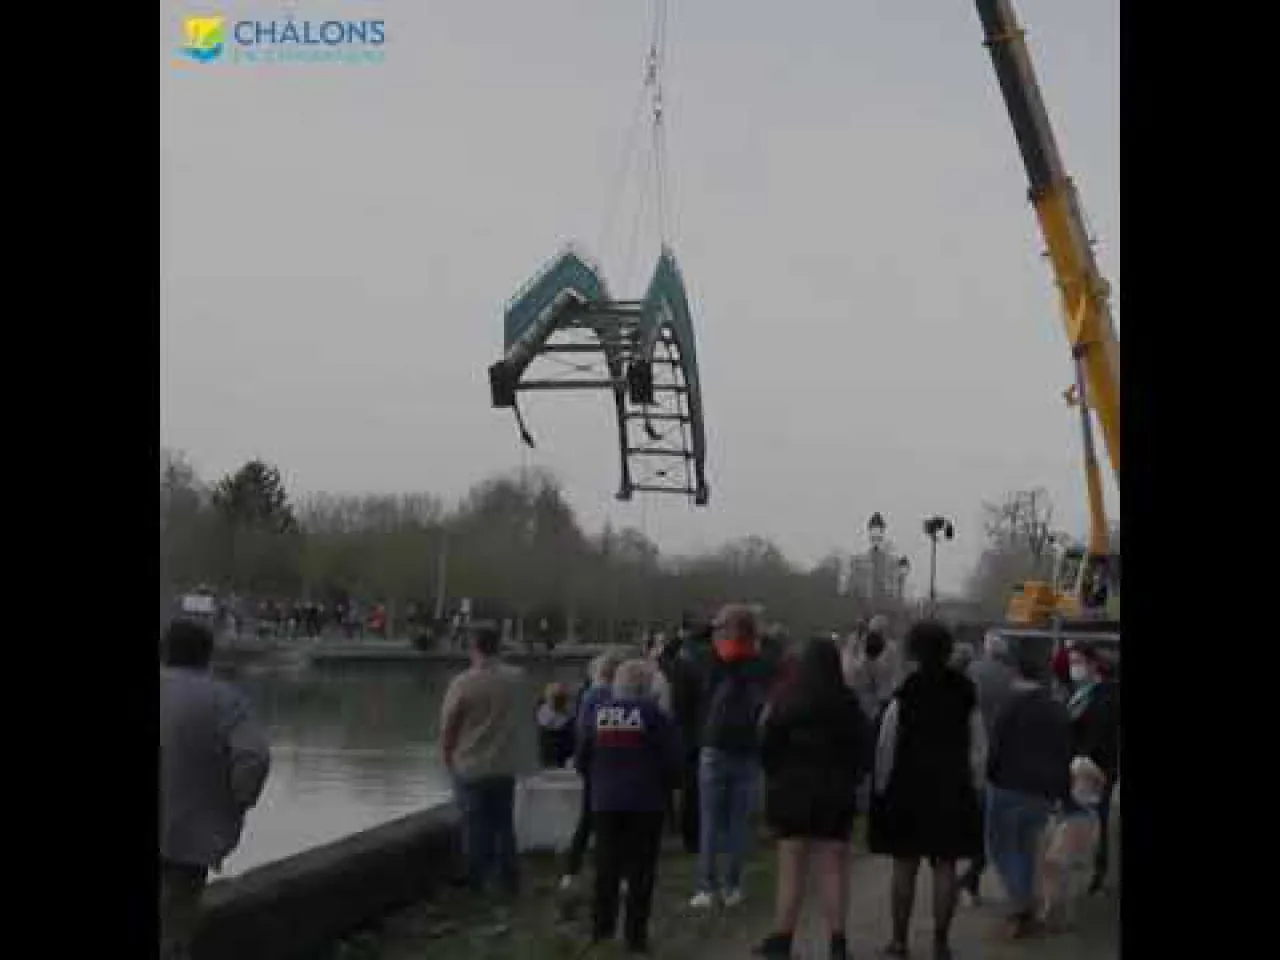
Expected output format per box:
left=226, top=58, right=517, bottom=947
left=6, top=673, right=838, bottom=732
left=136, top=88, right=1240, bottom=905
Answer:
left=488, top=245, right=709, bottom=506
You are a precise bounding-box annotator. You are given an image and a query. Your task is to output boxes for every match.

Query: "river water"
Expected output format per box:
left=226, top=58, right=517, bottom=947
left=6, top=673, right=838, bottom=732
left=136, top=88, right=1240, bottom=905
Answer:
left=214, top=657, right=587, bottom=877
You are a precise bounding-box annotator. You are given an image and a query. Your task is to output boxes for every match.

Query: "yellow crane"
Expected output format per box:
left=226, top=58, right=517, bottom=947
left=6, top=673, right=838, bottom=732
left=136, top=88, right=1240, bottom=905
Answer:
left=969, top=1, right=1120, bottom=625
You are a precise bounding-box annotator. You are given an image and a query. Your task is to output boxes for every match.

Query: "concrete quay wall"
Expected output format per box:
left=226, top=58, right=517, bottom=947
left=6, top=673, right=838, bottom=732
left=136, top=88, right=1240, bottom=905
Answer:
left=192, top=804, right=462, bottom=960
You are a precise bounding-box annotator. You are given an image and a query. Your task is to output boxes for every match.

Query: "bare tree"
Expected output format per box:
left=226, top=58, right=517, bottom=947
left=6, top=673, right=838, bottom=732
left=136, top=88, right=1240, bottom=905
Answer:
left=981, top=487, right=1054, bottom=568
left=967, top=487, right=1059, bottom=619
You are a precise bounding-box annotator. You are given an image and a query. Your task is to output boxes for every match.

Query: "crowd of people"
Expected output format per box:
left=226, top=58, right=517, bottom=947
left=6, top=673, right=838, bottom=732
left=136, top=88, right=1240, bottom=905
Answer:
left=158, top=603, right=1119, bottom=960
left=176, top=592, right=395, bottom=642
left=444, top=607, right=1119, bottom=959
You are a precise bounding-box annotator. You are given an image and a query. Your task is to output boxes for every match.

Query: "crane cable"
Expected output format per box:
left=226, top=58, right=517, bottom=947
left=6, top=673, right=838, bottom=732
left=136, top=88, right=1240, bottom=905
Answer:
left=647, top=0, right=673, bottom=250
left=606, top=0, right=674, bottom=271
left=595, top=83, right=652, bottom=262
left=525, top=2, right=677, bottom=459
left=634, top=0, right=675, bottom=448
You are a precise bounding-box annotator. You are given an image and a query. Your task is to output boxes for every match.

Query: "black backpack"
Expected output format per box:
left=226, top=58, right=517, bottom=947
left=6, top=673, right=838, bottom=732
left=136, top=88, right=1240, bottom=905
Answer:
left=702, top=671, right=766, bottom=755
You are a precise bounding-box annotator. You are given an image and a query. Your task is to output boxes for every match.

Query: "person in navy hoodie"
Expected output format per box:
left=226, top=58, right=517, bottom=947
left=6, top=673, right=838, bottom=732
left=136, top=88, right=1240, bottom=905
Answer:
left=576, top=658, right=683, bottom=955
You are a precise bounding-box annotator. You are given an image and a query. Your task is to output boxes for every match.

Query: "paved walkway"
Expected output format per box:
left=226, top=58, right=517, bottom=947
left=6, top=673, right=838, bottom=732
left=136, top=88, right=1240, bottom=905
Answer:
left=367, top=835, right=1118, bottom=960
left=700, top=851, right=1118, bottom=960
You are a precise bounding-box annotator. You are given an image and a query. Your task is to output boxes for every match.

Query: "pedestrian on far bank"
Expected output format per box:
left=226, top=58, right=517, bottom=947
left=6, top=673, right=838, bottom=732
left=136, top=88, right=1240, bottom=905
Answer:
left=958, top=631, right=1017, bottom=904
left=869, top=621, right=985, bottom=960
left=538, top=617, right=553, bottom=653
left=561, top=651, right=622, bottom=890
left=160, top=620, right=271, bottom=960
left=440, top=623, right=537, bottom=898
left=576, top=659, right=682, bottom=955
left=756, top=637, right=871, bottom=960
left=1066, top=641, right=1121, bottom=894
left=690, top=604, right=772, bottom=910
left=985, top=650, right=1072, bottom=938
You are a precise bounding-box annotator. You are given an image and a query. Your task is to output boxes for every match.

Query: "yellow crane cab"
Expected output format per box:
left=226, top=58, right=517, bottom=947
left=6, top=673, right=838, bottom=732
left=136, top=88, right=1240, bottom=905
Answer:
left=1006, top=541, right=1120, bottom=627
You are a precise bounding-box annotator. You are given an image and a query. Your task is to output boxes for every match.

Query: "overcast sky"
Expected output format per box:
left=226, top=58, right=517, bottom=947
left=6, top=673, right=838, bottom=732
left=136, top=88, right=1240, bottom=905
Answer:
left=160, top=0, right=1118, bottom=596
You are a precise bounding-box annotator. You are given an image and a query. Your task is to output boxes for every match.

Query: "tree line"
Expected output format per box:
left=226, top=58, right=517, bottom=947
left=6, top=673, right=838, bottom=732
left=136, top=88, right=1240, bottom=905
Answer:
left=159, top=451, right=881, bottom=641
left=161, top=450, right=1114, bottom=638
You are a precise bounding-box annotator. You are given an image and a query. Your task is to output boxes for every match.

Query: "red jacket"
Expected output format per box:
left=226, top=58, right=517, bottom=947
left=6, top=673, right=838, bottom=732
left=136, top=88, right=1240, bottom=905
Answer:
left=1051, top=646, right=1071, bottom=684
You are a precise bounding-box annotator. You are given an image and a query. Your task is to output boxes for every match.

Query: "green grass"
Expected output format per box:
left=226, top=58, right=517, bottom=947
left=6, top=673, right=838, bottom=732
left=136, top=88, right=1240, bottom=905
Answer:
left=327, top=819, right=871, bottom=960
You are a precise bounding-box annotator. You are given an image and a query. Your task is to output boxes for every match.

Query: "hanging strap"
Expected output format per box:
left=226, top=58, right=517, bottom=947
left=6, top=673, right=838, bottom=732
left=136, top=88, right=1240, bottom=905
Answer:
left=513, top=402, right=536, bottom=448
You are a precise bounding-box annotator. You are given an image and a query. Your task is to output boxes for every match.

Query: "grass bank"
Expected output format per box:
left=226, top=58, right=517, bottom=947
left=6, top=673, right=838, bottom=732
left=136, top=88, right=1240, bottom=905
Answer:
left=317, top=815, right=1118, bottom=960
left=319, top=826, right=810, bottom=960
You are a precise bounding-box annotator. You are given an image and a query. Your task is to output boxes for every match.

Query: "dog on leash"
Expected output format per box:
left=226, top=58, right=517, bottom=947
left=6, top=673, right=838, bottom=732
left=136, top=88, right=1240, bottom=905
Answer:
left=1039, top=756, right=1106, bottom=931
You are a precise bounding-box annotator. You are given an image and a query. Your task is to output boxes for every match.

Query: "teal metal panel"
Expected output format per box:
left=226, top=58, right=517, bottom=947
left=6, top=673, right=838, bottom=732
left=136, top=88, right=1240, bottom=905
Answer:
left=504, top=249, right=610, bottom=349
left=637, top=247, right=706, bottom=456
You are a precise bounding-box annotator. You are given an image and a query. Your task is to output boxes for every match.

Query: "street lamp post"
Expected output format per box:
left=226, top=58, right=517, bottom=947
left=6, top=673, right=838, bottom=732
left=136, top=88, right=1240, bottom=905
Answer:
left=867, top=512, right=886, bottom=614
left=923, top=515, right=955, bottom=611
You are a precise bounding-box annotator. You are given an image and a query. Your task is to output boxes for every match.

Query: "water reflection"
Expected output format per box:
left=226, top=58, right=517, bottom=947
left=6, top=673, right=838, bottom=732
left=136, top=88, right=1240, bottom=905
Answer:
left=213, top=659, right=586, bottom=877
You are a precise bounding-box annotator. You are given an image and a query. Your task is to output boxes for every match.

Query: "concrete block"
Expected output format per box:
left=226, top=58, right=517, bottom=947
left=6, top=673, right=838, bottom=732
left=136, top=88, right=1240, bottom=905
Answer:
left=515, top=769, right=583, bottom=853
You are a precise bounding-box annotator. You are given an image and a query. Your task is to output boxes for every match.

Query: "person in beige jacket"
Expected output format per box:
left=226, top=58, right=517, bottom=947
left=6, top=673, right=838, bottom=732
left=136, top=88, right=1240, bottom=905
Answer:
left=441, top=623, right=538, bottom=897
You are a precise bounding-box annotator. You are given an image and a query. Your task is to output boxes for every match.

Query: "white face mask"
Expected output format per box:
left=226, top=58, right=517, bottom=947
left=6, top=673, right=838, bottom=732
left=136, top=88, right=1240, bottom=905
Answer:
left=1069, top=664, right=1090, bottom=684
left=1071, top=781, right=1101, bottom=808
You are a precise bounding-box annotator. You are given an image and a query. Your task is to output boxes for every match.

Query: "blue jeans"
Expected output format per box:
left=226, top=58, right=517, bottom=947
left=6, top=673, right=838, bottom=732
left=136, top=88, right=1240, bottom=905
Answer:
left=454, top=774, right=519, bottom=896
left=985, top=784, right=1052, bottom=913
left=697, top=748, right=759, bottom=893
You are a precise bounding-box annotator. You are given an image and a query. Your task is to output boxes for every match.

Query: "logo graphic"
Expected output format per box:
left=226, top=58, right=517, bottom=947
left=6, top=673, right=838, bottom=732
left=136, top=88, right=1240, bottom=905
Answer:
left=176, top=14, right=387, bottom=67
left=181, top=16, right=225, bottom=63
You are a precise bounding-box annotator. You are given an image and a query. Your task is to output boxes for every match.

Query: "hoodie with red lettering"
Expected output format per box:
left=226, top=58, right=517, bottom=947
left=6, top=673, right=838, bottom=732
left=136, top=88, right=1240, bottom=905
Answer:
left=576, top=695, right=683, bottom=813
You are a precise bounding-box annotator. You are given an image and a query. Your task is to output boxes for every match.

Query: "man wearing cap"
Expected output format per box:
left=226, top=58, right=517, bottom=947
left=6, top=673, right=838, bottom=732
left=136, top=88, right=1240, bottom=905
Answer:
left=689, top=605, right=773, bottom=909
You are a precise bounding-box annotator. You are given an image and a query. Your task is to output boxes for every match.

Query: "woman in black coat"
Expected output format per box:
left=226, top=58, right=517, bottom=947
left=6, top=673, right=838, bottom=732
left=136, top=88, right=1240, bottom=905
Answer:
left=869, top=621, right=984, bottom=960
left=755, top=637, right=871, bottom=960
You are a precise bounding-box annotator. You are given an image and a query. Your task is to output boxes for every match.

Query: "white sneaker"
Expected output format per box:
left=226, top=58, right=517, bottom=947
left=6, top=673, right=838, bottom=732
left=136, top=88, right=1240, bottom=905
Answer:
left=559, top=875, right=576, bottom=891
left=721, top=888, right=745, bottom=908
left=689, top=891, right=716, bottom=909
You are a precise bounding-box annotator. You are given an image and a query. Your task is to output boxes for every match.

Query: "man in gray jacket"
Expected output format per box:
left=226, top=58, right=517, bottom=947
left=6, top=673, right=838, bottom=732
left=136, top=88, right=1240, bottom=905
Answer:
left=958, top=630, right=1016, bottom=903
left=160, top=619, right=271, bottom=959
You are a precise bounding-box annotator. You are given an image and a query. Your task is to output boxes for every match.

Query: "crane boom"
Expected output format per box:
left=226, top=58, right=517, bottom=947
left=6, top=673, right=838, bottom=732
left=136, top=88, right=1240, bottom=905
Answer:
left=973, top=0, right=1120, bottom=493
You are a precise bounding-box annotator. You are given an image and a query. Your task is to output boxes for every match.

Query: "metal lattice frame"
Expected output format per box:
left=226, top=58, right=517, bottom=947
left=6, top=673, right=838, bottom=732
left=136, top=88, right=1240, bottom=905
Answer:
left=488, top=245, right=709, bottom=505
